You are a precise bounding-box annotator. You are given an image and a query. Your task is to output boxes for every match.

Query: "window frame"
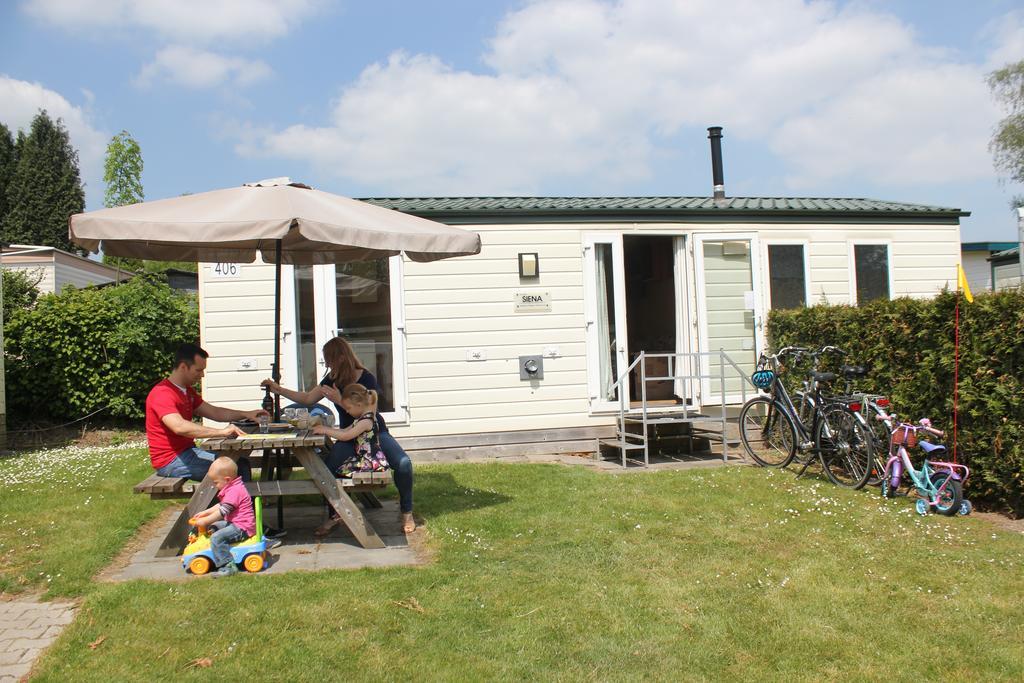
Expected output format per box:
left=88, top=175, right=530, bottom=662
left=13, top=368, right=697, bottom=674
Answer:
left=847, top=240, right=893, bottom=305
left=764, top=240, right=811, bottom=310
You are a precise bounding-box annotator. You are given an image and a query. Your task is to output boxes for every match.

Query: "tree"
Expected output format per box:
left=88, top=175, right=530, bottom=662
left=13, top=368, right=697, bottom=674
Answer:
left=0, top=123, right=15, bottom=226
left=3, top=111, right=84, bottom=252
left=988, top=60, right=1024, bottom=185
left=101, top=130, right=145, bottom=272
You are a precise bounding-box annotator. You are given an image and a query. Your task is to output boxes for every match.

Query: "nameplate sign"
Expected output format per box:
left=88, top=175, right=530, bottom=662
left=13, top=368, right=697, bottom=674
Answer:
left=514, top=291, right=551, bottom=313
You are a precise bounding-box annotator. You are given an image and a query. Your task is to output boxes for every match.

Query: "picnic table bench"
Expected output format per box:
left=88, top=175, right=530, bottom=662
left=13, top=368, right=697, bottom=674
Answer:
left=133, top=431, right=393, bottom=556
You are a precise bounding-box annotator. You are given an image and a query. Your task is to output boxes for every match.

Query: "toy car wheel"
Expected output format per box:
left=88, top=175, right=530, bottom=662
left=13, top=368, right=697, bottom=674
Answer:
left=188, top=556, right=212, bottom=575
left=242, top=553, right=264, bottom=573
left=915, top=499, right=929, bottom=516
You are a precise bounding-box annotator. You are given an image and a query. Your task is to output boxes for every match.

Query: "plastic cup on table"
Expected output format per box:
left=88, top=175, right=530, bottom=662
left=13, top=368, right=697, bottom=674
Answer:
left=258, top=414, right=269, bottom=433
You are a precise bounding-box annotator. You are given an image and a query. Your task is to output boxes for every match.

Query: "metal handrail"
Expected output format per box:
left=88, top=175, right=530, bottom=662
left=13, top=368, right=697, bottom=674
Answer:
left=604, top=349, right=751, bottom=466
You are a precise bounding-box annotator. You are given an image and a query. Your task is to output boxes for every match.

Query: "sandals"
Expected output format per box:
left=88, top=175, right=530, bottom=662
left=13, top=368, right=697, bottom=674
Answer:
left=313, top=517, right=341, bottom=538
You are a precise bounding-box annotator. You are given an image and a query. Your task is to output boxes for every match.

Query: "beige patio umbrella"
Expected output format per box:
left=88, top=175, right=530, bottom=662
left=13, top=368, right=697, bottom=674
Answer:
left=69, top=178, right=481, bottom=397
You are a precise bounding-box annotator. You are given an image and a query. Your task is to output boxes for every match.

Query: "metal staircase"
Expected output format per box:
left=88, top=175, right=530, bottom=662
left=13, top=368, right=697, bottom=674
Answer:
left=598, top=350, right=754, bottom=467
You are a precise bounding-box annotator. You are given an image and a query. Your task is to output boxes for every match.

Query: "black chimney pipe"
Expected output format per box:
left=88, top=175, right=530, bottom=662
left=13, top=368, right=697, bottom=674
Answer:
left=707, top=126, right=725, bottom=201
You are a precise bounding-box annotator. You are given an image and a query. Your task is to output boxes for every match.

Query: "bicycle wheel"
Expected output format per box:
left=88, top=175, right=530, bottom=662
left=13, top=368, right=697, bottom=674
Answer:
left=815, top=405, right=873, bottom=489
left=739, top=397, right=797, bottom=467
left=866, top=404, right=892, bottom=486
left=930, top=472, right=963, bottom=517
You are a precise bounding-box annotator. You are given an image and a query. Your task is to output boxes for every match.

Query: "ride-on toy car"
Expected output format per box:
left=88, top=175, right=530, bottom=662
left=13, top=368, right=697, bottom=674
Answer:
left=182, top=496, right=269, bottom=575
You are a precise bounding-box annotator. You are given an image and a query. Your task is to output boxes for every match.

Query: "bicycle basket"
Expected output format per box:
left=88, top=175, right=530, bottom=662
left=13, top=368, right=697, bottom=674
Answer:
left=891, top=426, right=917, bottom=448
left=750, top=369, right=775, bottom=390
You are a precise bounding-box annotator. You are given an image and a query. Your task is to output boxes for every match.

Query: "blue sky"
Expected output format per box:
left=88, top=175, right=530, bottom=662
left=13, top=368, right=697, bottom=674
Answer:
left=1, top=0, right=1022, bottom=241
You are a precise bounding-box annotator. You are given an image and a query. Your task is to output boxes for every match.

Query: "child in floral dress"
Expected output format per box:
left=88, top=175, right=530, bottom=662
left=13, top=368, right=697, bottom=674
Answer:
left=311, top=383, right=389, bottom=477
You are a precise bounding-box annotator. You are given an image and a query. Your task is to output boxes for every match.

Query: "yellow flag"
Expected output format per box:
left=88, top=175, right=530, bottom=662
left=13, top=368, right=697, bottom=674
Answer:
left=957, top=263, right=974, bottom=303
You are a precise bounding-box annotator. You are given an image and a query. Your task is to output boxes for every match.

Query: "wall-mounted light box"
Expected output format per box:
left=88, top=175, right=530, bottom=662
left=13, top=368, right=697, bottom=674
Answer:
left=518, top=252, right=539, bottom=279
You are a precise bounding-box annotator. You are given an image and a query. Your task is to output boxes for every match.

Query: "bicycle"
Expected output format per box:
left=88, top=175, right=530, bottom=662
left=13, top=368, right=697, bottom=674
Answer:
left=880, top=416, right=972, bottom=516
left=789, top=345, right=895, bottom=487
left=827, top=354, right=895, bottom=486
left=739, top=347, right=873, bottom=489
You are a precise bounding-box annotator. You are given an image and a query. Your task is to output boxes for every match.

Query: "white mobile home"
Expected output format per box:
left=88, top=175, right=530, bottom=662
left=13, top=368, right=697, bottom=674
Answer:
left=2, top=244, right=133, bottom=293
left=199, top=195, right=966, bottom=458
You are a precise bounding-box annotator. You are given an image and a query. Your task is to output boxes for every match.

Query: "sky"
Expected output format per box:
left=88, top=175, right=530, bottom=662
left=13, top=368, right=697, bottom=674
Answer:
left=1, top=0, right=1022, bottom=242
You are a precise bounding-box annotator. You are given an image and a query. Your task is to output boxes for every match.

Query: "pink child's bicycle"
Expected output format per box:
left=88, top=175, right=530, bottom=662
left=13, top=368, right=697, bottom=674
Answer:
left=880, top=416, right=973, bottom=516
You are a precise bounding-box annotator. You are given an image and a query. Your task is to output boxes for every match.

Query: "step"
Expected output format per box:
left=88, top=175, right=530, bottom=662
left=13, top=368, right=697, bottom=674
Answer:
left=622, top=413, right=721, bottom=425
left=599, top=439, right=647, bottom=450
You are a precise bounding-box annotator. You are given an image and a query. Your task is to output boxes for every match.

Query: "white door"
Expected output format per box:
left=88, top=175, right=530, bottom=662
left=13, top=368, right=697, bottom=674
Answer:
left=694, top=234, right=764, bottom=404
left=673, top=235, right=696, bottom=405
left=281, top=257, right=408, bottom=423
left=583, top=233, right=630, bottom=412
left=321, top=257, right=408, bottom=423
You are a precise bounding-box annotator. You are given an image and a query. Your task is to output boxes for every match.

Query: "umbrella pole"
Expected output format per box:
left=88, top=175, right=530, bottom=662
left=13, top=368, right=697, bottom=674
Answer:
left=272, top=239, right=283, bottom=419
left=272, top=239, right=285, bottom=530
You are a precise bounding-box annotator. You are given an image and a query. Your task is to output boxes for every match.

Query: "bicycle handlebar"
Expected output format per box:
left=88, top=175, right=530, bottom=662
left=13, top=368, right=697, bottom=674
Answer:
left=879, top=414, right=946, bottom=439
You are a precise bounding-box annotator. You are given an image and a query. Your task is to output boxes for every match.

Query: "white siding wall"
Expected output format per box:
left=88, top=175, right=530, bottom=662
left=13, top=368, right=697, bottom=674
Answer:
left=960, top=251, right=993, bottom=292
left=994, top=260, right=1022, bottom=290
left=199, top=217, right=963, bottom=438
left=2, top=264, right=53, bottom=294
left=398, top=225, right=598, bottom=438
left=198, top=261, right=277, bottom=413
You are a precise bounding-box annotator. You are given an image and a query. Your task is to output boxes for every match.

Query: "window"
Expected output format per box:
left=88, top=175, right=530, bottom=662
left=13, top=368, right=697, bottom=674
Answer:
left=767, top=244, right=806, bottom=309
left=854, top=244, right=890, bottom=304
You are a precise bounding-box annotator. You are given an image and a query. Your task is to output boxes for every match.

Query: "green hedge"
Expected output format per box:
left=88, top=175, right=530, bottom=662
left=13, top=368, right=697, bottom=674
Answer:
left=4, top=277, right=198, bottom=421
left=768, top=290, right=1024, bottom=517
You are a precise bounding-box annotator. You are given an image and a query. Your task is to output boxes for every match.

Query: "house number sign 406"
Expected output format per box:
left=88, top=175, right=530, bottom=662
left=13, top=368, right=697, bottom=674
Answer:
left=209, top=263, right=242, bottom=279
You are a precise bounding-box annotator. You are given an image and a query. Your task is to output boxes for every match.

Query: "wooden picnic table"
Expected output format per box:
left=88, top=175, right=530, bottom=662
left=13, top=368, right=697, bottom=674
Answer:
left=154, top=430, right=390, bottom=557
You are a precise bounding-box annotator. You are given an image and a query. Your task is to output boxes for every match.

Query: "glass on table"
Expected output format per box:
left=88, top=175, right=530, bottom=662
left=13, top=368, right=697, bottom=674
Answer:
left=258, top=414, right=269, bottom=434
left=294, top=408, right=309, bottom=430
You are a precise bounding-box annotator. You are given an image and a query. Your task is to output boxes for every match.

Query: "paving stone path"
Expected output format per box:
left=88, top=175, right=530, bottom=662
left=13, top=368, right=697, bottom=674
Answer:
left=0, top=598, right=76, bottom=682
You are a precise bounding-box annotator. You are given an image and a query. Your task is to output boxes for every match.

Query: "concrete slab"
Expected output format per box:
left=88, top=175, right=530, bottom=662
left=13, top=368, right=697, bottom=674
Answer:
left=103, top=501, right=421, bottom=582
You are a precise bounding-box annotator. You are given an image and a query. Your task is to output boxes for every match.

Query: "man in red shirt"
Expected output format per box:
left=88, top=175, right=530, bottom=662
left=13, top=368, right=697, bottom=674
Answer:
left=146, top=343, right=267, bottom=483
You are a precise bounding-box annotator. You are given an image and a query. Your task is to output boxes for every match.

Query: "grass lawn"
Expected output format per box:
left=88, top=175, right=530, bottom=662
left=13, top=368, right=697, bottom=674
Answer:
left=2, top=447, right=1023, bottom=681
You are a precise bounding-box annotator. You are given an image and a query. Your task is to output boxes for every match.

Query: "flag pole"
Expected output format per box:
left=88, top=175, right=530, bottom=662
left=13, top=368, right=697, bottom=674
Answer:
left=953, top=264, right=973, bottom=464
left=953, top=285, right=959, bottom=463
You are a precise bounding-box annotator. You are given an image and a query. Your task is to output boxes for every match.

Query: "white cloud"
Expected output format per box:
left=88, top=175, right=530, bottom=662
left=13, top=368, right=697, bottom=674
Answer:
left=239, top=0, right=1020, bottom=194
left=0, top=75, right=107, bottom=204
left=135, top=46, right=272, bottom=89
left=21, top=0, right=322, bottom=45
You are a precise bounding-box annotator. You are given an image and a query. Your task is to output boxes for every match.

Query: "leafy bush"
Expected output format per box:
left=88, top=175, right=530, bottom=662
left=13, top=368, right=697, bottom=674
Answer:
left=4, top=277, right=198, bottom=420
left=2, top=268, right=42, bottom=323
left=768, top=290, right=1024, bottom=517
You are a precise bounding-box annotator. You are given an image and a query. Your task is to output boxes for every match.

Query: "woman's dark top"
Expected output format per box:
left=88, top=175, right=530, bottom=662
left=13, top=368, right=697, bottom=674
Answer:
left=320, top=369, right=388, bottom=433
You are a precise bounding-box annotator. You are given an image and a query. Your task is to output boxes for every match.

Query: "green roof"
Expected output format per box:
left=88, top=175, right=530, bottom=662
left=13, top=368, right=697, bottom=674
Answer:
left=361, top=196, right=968, bottom=222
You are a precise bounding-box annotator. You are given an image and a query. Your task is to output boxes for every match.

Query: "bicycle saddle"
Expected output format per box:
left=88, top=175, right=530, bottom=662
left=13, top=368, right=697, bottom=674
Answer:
left=841, top=365, right=868, bottom=378
left=812, top=372, right=836, bottom=383
left=919, top=441, right=946, bottom=455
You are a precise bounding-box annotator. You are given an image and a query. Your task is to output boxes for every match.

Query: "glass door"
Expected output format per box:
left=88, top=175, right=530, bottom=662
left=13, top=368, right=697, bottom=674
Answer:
left=694, top=234, right=764, bottom=404
left=583, top=233, right=629, bottom=412
left=323, top=256, right=408, bottom=423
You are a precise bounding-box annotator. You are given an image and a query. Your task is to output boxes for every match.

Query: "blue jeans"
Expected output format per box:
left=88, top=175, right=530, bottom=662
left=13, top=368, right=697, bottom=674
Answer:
left=325, top=432, right=413, bottom=513
left=209, top=521, right=248, bottom=568
left=156, top=447, right=252, bottom=482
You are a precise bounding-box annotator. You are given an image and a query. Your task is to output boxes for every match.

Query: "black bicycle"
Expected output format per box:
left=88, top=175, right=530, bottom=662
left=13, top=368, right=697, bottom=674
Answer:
left=739, top=346, right=873, bottom=489
left=790, top=346, right=894, bottom=486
